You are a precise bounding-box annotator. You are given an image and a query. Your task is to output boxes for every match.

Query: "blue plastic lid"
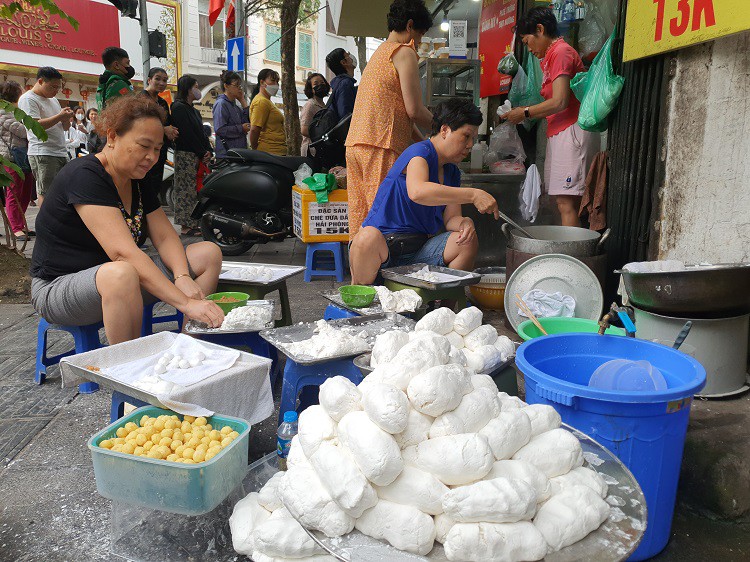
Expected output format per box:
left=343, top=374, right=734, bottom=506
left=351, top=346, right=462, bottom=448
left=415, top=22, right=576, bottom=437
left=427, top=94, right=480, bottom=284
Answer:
left=283, top=411, right=298, bottom=423
left=588, top=359, right=668, bottom=392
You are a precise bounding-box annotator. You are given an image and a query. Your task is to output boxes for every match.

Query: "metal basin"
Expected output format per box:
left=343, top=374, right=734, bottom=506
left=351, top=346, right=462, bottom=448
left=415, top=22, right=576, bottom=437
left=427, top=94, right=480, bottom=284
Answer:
left=502, top=223, right=609, bottom=257
left=618, top=263, right=750, bottom=319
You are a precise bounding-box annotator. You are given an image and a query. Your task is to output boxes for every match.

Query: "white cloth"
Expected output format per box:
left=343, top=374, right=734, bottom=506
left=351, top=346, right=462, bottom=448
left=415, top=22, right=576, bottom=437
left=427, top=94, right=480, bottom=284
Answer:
left=519, top=290, right=576, bottom=319
left=622, top=260, right=686, bottom=273
left=519, top=164, right=541, bottom=222
left=17, top=91, right=67, bottom=157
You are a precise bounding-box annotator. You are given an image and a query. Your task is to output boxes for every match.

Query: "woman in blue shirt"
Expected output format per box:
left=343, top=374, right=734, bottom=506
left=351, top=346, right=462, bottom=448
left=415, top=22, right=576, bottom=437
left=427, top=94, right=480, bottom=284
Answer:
left=212, top=70, right=250, bottom=158
left=350, top=99, right=499, bottom=284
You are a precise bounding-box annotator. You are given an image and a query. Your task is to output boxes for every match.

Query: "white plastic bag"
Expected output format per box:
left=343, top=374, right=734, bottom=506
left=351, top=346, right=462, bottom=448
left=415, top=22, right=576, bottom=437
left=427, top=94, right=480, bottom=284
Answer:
left=293, top=163, right=313, bottom=186
left=489, top=121, right=526, bottom=162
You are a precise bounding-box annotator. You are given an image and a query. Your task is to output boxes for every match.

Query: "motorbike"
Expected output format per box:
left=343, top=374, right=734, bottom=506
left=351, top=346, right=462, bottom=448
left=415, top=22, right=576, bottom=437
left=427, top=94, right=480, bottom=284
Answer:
left=192, top=148, right=319, bottom=256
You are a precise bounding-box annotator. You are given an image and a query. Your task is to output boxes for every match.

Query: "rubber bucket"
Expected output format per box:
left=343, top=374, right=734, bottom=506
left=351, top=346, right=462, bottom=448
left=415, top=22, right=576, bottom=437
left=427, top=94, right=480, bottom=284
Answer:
left=515, top=334, right=706, bottom=561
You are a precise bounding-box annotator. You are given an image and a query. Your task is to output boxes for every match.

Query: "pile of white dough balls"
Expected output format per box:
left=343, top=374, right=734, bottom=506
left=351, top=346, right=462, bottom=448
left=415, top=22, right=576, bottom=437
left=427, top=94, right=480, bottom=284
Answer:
left=230, top=357, right=612, bottom=560
left=370, top=306, right=515, bottom=375
left=153, top=351, right=206, bottom=374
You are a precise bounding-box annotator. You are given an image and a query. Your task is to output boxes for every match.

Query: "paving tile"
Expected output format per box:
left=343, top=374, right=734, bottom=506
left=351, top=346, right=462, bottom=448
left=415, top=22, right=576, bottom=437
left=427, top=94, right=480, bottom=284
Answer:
left=0, top=418, right=52, bottom=467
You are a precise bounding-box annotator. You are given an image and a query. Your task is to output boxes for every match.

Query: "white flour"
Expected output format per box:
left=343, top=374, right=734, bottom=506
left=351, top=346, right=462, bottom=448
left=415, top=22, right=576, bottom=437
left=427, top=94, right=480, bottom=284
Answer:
left=373, top=286, right=422, bottom=313
left=285, top=320, right=369, bottom=359
left=221, top=305, right=274, bottom=331
left=227, top=265, right=274, bottom=282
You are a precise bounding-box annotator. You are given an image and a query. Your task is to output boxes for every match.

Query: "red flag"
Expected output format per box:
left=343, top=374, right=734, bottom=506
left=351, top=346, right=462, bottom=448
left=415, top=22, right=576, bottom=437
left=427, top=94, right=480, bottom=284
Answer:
left=208, top=0, right=225, bottom=26
left=225, top=0, right=236, bottom=34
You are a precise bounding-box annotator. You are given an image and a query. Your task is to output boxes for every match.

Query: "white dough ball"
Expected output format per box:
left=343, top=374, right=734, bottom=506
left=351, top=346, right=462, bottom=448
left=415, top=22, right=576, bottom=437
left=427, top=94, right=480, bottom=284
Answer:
left=523, top=403, right=562, bottom=437
left=251, top=513, right=325, bottom=558
left=453, top=306, right=483, bottom=336
left=471, top=373, right=497, bottom=392
left=355, top=500, right=436, bottom=555
left=257, top=472, right=284, bottom=512
left=403, top=433, right=493, bottom=486
left=549, top=466, right=608, bottom=499
left=441, top=477, right=537, bottom=523
left=513, top=428, right=584, bottom=478
left=337, top=411, right=403, bottom=486
left=361, top=383, right=409, bottom=434
left=444, top=521, right=547, bottom=562
left=434, top=513, right=456, bottom=544
left=472, top=344, right=504, bottom=373
left=463, top=324, right=498, bottom=351
left=228, top=492, right=271, bottom=556
left=154, top=363, right=166, bottom=375
left=374, top=465, right=449, bottom=515
left=178, top=359, right=191, bottom=369
left=297, top=405, right=338, bottom=458
left=407, top=363, right=473, bottom=417
left=429, top=387, right=501, bottom=438
left=448, top=346, right=468, bottom=367
left=484, top=460, right=551, bottom=503
left=370, top=330, right=410, bottom=367
left=414, top=307, right=456, bottom=335
left=319, top=376, right=362, bottom=422
left=533, top=485, right=609, bottom=551
left=445, top=331, right=465, bottom=349
left=494, top=335, right=516, bottom=360
left=367, top=363, right=413, bottom=392
left=498, top=392, right=527, bottom=410
left=394, top=407, right=434, bottom=449
left=479, top=409, right=533, bottom=460
left=162, top=352, right=174, bottom=361
left=157, top=356, right=169, bottom=366
left=462, top=349, right=485, bottom=373
left=393, top=338, right=450, bottom=375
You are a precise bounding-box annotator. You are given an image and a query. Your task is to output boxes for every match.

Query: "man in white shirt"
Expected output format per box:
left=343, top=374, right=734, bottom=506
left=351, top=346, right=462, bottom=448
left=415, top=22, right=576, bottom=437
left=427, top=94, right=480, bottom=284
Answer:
left=17, top=67, right=73, bottom=206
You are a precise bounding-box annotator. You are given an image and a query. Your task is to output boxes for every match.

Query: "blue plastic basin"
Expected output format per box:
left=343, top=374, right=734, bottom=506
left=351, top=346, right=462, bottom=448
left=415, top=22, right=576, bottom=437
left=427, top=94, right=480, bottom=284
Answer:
left=515, top=334, right=706, bottom=561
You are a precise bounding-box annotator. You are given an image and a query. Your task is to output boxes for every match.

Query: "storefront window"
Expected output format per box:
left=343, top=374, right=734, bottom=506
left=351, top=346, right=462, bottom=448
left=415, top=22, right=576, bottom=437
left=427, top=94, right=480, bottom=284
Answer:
left=198, top=0, right=225, bottom=50
left=266, top=24, right=281, bottom=62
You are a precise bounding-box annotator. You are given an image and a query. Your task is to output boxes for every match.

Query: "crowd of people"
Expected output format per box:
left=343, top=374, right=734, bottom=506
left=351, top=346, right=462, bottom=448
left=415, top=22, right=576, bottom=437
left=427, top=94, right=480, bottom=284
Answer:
left=0, top=0, right=592, bottom=345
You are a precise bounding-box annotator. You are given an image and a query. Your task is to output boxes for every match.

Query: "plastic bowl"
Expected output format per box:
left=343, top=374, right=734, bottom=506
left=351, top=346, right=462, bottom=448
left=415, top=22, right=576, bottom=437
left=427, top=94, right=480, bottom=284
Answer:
left=469, top=284, right=505, bottom=310
left=339, top=285, right=376, bottom=308
left=206, top=291, right=249, bottom=314
left=588, top=359, right=668, bottom=392
left=517, top=316, right=626, bottom=341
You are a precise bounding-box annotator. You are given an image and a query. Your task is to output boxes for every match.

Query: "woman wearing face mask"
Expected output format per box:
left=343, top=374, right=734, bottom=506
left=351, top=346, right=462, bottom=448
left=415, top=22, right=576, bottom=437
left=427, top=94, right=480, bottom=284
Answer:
left=325, top=49, right=357, bottom=120
left=139, top=67, right=179, bottom=197
left=213, top=70, right=250, bottom=159
left=30, top=95, right=224, bottom=344
left=249, top=69, right=287, bottom=156
left=65, top=106, right=88, bottom=158
left=345, top=0, right=434, bottom=240
left=170, top=75, right=213, bottom=236
left=300, top=73, right=329, bottom=157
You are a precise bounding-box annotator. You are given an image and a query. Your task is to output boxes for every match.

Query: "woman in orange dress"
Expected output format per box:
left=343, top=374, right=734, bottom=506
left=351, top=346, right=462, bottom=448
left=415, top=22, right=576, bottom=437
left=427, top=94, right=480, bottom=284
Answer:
left=345, top=0, right=434, bottom=240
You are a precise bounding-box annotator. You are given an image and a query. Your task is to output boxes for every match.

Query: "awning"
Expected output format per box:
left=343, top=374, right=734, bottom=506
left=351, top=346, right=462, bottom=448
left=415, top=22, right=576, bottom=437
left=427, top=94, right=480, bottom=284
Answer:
left=328, top=0, right=392, bottom=38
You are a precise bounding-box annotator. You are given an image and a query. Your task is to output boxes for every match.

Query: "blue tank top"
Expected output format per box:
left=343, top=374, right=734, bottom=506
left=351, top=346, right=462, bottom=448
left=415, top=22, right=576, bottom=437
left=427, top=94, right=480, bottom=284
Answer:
left=361, top=140, right=461, bottom=235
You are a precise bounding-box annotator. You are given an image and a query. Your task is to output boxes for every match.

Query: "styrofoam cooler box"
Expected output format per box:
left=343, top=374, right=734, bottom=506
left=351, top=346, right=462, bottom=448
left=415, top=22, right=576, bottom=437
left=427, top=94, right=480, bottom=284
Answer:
left=292, top=184, right=349, bottom=242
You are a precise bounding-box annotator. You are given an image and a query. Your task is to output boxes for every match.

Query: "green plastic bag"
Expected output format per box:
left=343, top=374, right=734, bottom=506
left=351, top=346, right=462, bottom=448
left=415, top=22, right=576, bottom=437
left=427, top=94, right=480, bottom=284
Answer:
left=508, top=52, right=544, bottom=109
left=302, top=173, right=337, bottom=204
left=571, top=29, right=625, bottom=132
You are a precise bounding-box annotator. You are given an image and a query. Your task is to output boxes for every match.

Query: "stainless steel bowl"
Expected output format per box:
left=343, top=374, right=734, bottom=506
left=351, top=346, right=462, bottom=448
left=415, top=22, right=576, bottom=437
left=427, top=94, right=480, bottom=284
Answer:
left=353, top=353, right=373, bottom=377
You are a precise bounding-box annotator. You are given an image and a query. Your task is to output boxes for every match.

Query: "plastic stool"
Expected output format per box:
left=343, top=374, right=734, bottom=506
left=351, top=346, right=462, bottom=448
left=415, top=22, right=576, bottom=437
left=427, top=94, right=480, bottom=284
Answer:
left=305, top=242, right=345, bottom=282
left=35, top=318, right=102, bottom=393
left=324, top=304, right=358, bottom=320
left=383, top=279, right=467, bottom=318
left=110, top=390, right=150, bottom=422
left=196, top=332, right=281, bottom=386
left=216, top=280, right=293, bottom=327
left=278, top=358, right=363, bottom=425
left=142, top=301, right=184, bottom=336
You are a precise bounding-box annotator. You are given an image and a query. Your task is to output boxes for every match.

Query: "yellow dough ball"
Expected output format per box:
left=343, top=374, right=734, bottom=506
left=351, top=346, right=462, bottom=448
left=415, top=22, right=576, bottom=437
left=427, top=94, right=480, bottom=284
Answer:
left=121, top=442, right=135, bottom=455
left=181, top=422, right=192, bottom=434
left=220, top=426, right=233, bottom=435
left=209, top=430, right=222, bottom=442
left=124, top=422, right=138, bottom=433
left=196, top=443, right=208, bottom=453
left=220, top=437, right=232, bottom=448
left=116, top=427, right=127, bottom=438
left=112, top=444, right=124, bottom=453
left=186, top=437, right=201, bottom=449
left=192, top=449, right=206, bottom=463
left=174, top=458, right=185, bottom=463
left=183, top=432, right=193, bottom=442
left=160, top=428, right=174, bottom=439
left=166, top=454, right=179, bottom=462
left=182, top=447, right=195, bottom=460
left=184, top=415, right=196, bottom=423
left=139, top=415, right=150, bottom=427
left=207, top=446, right=221, bottom=457
left=134, top=446, right=145, bottom=456
left=175, top=445, right=186, bottom=457
left=143, top=417, right=155, bottom=427
left=153, top=419, right=166, bottom=432
left=113, top=438, right=126, bottom=445
left=229, top=431, right=239, bottom=439
left=172, top=431, right=183, bottom=443
left=192, top=428, right=205, bottom=440
left=142, top=441, right=154, bottom=452
left=135, top=434, right=147, bottom=447
left=158, top=437, right=172, bottom=448
left=100, top=440, right=113, bottom=449
left=193, top=417, right=207, bottom=427
left=200, top=436, right=211, bottom=446
left=165, top=419, right=179, bottom=430
left=209, top=440, right=221, bottom=449
left=147, top=448, right=163, bottom=460
left=205, top=424, right=213, bottom=431
left=157, top=445, right=171, bottom=458
left=183, top=459, right=196, bottom=464
left=170, top=440, right=183, bottom=452
left=204, top=451, right=216, bottom=461
left=151, top=433, right=162, bottom=445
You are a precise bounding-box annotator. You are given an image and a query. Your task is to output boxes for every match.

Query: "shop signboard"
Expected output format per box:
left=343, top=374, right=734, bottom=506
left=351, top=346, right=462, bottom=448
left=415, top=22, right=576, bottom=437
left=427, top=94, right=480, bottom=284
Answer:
left=0, top=0, right=119, bottom=65
left=624, top=0, right=750, bottom=62
left=478, top=0, right=517, bottom=97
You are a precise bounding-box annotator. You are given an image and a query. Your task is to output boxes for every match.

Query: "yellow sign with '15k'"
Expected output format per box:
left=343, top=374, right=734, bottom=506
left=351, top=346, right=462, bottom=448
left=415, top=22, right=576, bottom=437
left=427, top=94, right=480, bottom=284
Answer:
left=623, top=0, right=750, bottom=62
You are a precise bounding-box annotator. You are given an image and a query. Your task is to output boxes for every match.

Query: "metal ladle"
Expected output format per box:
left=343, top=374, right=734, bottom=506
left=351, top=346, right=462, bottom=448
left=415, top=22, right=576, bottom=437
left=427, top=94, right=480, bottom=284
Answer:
left=673, top=321, right=693, bottom=350
left=497, top=210, right=537, bottom=239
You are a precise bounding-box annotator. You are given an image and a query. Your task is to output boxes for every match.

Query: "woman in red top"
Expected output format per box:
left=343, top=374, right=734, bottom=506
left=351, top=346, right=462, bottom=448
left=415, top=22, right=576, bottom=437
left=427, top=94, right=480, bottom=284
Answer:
left=504, top=7, right=599, bottom=227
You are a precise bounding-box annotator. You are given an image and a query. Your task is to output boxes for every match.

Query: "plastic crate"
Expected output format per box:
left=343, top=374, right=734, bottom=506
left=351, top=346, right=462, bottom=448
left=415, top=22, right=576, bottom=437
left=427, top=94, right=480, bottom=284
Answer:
left=88, top=406, right=250, bottom=516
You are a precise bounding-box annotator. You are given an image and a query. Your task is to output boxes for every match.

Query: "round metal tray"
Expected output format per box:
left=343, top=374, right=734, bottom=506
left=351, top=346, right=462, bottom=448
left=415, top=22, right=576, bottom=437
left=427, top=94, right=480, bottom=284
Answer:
left=286, top=424, right=646, bottom=561
left=504, top=254, right=604, bottom=330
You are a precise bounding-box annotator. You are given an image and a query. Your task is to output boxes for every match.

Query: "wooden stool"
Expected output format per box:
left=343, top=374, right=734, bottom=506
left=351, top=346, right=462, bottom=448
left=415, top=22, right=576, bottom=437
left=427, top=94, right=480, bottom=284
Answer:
left=217, top=279, right=293, bottom=327
left=383, top=280, right=467, bottom=318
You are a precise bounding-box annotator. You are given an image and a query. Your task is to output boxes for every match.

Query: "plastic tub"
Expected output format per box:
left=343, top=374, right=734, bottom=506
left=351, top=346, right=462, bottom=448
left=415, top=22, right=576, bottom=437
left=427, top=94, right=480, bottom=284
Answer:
left=517, top=316, right=626, bottom=341
left=515, top=334, right=706, bottom=560
left=88, top=406, right=250, bottom=515
left=206, top=291, right=249, bottom=314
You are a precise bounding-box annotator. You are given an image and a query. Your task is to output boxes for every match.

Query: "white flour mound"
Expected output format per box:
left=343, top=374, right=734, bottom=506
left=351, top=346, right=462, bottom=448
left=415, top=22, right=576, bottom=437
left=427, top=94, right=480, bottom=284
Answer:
left=221, top=305, right=274, bottom=331
left=285, top=320, right=369, bottom=359
left=374, top=286, right=423, bottom=313
left=230, top=265, right=274, bottom=282
left=407, top=266, right=441, bottom=283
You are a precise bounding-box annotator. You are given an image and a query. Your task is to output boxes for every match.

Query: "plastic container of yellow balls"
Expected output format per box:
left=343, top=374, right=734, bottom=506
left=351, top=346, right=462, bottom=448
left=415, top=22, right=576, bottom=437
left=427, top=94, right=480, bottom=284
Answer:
left=88, top=406, right=250, bottom=515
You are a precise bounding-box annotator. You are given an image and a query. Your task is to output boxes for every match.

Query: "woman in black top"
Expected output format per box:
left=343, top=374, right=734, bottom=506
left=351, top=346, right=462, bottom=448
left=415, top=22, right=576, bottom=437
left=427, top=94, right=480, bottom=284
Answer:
left=138, top=67, right=179, bottom=199
left=30, top=96, right=224, bottom=344
left=170, top=75, right=212, bottom=236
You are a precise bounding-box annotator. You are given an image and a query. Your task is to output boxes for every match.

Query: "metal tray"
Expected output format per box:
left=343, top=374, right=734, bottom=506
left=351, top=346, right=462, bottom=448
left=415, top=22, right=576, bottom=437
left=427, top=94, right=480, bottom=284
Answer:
left=353, top=352, right=514, bottom=378
left=321, top=290, right=426, bottom=317
left=284, top=424, right=646, bottom=562
left=219, top=261, right=305, bottom=286
left=259, top=314, right=416, bottom=365
left=381, top=263, right=481, bottom=291
left=184, top=300, right=276, bottom=334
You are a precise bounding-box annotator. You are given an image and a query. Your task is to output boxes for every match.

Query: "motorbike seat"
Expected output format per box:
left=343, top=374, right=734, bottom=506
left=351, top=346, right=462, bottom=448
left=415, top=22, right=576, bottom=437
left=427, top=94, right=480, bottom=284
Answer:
left=226, top=148, right=315, bottom=172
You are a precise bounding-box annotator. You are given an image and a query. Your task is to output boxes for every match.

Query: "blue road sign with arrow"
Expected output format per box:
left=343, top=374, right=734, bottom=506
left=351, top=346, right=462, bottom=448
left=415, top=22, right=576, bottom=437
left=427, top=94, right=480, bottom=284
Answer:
left=227, top=37, right=245, bottom=72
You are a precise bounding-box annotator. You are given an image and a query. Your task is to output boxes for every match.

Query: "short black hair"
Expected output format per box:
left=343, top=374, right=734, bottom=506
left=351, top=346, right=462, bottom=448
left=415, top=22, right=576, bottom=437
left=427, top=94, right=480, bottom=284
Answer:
left=430, top=98, right=483, bottom=136
left=148, top=67, right=168, bottom=79
left=304, top=73, right=327, bottom=99
left=516, top=7, right=559, bottom=38
left=387, top=0, right=433, bottom=33
left=37, top=66, right=62, bottom=81
left=176, top=75, right=198, bottom=102
left=220, top=70, right=242, bottom=90
left=102, top=46, right=130, bottom=68
left=0, top=80, right=23, bottom=103
left=325, top=48, right=347, bottom=76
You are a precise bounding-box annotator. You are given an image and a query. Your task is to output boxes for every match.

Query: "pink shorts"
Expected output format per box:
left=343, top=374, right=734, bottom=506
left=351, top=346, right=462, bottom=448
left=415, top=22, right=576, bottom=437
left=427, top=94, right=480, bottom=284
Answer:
left=544, top=123, right=600, bottom=196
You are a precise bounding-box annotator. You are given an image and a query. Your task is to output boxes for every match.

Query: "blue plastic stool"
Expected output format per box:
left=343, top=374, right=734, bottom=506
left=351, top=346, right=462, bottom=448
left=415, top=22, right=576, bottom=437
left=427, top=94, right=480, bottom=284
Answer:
left=278, top=358, right=363, bottom=425
left=196, top=332, right=281, bottom=386
left=110, top=390, right=150, bottom=422
left=324, top=304, right=358, bottom=320
left=305, top=242, right=345, bottom=282
left=35, top=318, right=102, bottom=394
left=142, top=301, right=184, bottom=337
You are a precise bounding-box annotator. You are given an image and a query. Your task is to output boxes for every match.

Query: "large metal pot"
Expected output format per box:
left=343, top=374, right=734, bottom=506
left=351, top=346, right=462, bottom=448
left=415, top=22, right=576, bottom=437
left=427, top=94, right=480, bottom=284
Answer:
left=501, top=224, right=610, bottom=257
left=617, top=263, right=750, bottom=319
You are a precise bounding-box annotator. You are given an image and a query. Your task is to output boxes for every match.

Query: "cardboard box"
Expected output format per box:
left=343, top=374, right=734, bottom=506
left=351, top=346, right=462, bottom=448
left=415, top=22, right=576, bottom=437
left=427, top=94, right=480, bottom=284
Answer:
left=292, top=185, right=349, bottom=243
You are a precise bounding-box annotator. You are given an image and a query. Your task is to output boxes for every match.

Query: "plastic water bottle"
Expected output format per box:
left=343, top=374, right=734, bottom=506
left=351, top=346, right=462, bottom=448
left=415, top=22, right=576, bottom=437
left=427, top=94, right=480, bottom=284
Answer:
left=276, top=411, right=298, bottom=471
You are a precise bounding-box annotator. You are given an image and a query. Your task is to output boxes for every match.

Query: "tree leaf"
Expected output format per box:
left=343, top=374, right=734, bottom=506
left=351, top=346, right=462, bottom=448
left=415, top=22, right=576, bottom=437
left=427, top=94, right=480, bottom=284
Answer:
left=0, top=0, right=79, bottom=31
left=1, top=156, right=24, bottom=178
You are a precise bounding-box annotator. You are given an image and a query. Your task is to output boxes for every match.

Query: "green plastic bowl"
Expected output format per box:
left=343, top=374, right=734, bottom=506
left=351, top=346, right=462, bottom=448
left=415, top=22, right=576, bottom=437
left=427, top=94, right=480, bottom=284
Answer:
left=517, top=317, right=626, bottom=341
left=339, top=285, right=376, bottom=308
left=206, top=291, right=249, bottom=314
